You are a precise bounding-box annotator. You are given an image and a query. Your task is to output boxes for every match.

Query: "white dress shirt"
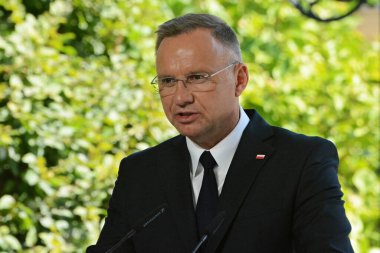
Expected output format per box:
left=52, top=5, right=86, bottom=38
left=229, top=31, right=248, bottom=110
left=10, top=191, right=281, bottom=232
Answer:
left=186, top=106, right=250, bottom=206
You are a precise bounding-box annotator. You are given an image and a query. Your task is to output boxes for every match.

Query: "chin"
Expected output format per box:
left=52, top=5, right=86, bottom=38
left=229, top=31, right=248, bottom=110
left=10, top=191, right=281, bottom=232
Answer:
left=176, top=128, right=199, bottom=138
left=173, top=122, right=207, bottom=139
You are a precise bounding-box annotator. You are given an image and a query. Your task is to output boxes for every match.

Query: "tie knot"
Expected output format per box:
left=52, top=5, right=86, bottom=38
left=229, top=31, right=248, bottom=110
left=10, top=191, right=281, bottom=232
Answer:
left=200, top=151, right=217, bottom=171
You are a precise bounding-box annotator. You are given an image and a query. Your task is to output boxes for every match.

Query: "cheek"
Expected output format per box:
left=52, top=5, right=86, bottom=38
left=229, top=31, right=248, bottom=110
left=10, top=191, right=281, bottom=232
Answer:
left=209, top=88, right=237, bottom=115
left=160, top=98, right=172, bottom=117
left=198, top=93, right=225, bottom=119
left=215, top=83, right=236, bottom=103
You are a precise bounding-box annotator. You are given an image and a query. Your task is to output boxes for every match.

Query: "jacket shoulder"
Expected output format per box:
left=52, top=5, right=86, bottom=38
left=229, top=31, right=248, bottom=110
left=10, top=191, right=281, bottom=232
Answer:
left=119, top=135, right=184, bottom=166
left=271, top=126, right=336, bottom=151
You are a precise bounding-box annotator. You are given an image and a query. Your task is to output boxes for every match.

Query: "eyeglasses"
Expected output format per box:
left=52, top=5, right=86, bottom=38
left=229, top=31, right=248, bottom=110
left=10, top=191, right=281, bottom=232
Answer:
left=151, top=61, right=239, bottom=97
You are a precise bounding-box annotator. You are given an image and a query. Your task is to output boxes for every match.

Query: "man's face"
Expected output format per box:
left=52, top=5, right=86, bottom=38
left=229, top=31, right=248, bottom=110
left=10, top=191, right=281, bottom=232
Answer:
left=155, top=28, right=248, bottom=149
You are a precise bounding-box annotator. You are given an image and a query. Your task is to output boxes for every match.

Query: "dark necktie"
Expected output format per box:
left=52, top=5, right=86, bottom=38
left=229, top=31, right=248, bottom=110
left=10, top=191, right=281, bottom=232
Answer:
left=196, top=151, right=218, bottom=235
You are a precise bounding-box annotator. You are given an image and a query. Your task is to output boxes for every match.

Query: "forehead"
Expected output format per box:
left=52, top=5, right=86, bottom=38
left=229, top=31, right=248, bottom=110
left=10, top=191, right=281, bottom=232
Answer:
left=155, top=29, right=229, bottom=73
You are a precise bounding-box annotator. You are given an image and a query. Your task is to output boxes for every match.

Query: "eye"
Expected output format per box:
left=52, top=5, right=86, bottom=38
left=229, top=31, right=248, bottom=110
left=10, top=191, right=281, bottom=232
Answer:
left=187, top=74, right=208, bottom=82
left=159, top=77, right=176, bottom=86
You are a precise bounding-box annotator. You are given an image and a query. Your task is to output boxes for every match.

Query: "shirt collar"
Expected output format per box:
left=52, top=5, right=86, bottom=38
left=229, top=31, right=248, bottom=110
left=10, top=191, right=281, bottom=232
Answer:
left=187, top=106, right=250, bottom=177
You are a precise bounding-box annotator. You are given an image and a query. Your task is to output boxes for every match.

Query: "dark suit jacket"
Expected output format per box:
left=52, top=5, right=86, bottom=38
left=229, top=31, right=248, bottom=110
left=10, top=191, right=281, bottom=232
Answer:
left=87, top=110, right=353, bottom=253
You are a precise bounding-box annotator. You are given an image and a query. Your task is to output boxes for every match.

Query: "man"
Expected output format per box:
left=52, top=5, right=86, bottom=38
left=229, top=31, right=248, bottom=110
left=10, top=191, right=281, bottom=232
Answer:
left=87, top=14, right=353, bottom=252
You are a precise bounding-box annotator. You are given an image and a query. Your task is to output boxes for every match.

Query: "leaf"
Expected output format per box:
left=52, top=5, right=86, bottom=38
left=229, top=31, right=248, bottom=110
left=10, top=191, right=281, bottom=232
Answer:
left=2, top=235, right=22, bottom=250
left=24, top=169, right=39, bottom=186
left=25, top=226, right=37, bottom=247
left=0, top=195, right=15, bottom=209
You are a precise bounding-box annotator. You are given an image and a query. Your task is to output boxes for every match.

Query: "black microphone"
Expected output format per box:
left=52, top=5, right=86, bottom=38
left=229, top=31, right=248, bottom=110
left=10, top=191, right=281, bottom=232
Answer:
left=191, top=211, right=226, bottom=253
left=105, top=203, right=168, bottom=253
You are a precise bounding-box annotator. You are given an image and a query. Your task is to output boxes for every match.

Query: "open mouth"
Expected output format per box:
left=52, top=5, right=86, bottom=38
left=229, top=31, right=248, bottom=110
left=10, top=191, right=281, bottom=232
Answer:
left=175, top=112, right=199, bottom=123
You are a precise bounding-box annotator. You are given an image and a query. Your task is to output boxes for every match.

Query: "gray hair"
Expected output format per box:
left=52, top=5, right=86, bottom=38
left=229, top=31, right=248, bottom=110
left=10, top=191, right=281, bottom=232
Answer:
left=155, top=13, right=242, bottom=61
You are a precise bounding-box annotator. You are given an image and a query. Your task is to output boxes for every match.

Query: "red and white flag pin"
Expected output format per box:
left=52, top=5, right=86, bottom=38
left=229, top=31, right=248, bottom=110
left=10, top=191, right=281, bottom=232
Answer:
left=256, top=154, right=266, bottom=160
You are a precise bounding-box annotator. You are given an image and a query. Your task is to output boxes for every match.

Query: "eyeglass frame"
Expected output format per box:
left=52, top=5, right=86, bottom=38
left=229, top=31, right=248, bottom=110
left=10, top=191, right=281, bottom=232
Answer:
left=150, top=61, right=240, bottom=95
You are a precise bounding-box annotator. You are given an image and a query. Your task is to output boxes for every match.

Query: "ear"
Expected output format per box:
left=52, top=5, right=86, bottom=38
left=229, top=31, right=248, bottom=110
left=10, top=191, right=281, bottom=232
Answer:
left=234, top=63, right=249, bottom=97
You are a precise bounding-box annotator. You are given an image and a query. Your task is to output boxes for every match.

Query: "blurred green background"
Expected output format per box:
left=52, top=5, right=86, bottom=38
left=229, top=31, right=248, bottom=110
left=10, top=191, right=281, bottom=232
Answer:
left=0, top=0, right=379, bottom=252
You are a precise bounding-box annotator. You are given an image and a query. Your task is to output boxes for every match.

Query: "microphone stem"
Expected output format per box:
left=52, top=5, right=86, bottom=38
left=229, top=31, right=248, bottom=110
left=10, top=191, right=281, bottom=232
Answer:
left=105, top=229, right=137, bottom=253
left=191, top=234, right=208, bottom=253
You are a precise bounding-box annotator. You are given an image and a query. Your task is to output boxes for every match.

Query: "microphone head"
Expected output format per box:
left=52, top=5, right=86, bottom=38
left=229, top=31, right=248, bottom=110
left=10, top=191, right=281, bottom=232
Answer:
left=135, top=203, right=168, bottom=231
left=105, top=203, right=168, bottom=253
left=191, top=211, right=226, bottom=253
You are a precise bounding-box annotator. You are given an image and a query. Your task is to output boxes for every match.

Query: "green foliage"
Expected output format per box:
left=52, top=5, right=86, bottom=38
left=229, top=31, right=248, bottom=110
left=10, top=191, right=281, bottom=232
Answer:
left=0, top=0, right=378, bottom=252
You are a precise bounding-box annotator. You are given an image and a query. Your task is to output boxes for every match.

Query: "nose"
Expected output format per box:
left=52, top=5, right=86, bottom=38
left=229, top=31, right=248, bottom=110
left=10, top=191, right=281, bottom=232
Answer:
left=173, top=80, right=194, bottom=106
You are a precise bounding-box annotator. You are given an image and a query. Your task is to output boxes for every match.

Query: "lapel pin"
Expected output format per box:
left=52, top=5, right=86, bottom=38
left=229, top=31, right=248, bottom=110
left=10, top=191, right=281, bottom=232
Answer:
left=256, top=154, right=266, bottom=160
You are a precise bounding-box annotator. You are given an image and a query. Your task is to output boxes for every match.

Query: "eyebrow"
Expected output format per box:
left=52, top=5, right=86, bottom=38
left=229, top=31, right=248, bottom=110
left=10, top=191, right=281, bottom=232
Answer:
left=187, top=70, right=208, bottom=75
left=158, top=69, right=209, bottom=78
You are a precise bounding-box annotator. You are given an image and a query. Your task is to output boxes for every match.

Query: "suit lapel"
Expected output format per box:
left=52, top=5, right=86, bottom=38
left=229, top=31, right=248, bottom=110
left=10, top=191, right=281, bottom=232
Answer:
left=207, top=110, right=275, bottom=252
left=156, top=136, right=198, bottom=251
